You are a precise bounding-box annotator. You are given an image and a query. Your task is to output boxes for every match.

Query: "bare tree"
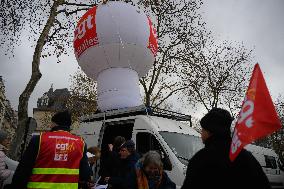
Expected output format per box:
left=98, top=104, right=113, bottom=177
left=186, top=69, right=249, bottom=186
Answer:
left=135, top=0, right=254, bottom=115
left=137, top=0, right=208, bottom=108
left=0, top=0, right=98, bottom=159
left=67, top=69, right=97, bottom=122
left=0, top=0, right=253, bottom=159
left=181, top=40, right=253, bottom=117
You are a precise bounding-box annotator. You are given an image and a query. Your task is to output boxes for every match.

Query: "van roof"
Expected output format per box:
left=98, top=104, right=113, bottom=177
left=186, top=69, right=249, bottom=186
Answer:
left=80, top=105, right=191, bottom=122
left=145, top=116, right=201, bottom=137
left=245, top=144, right=278, bottom=157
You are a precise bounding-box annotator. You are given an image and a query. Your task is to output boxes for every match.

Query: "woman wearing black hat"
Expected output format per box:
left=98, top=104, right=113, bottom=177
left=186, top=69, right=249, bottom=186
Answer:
left=181, top=108, right=271, bottom=189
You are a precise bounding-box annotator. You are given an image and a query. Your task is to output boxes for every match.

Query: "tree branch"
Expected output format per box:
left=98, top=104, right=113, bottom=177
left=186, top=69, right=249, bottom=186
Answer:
left=57, top=8, right=89, bottom=16
left=63, top=2, right=95, bottom=7
left=153, top=86, right=187, bottom=108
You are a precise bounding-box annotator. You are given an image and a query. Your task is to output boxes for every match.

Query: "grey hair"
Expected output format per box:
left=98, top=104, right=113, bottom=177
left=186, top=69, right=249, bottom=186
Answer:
left=142, top=151, right=163, bottom=169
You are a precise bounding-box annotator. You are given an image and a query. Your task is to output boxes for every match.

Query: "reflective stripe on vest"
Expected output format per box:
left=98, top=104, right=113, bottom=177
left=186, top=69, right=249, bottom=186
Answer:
left=27, top=182, right=78, bottom=189
left=32, top=168, right=79, bottom=175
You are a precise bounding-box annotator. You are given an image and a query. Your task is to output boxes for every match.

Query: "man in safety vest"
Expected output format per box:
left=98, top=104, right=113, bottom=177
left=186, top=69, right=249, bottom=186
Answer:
left=11, top=110, right=92, bottom=189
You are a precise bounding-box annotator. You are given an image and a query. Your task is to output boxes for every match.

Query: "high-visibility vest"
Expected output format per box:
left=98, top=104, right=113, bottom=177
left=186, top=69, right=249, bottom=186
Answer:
left=27, top=130, right=84, bottom=189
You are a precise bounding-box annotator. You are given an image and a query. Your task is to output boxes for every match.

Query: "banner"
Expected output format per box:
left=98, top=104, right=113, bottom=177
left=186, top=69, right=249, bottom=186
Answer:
left=229, top=63, right=281, bottom=161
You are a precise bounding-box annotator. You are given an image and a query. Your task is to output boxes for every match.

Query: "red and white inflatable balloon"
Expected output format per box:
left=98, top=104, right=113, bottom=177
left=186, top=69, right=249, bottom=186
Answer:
left=74, top=1, right=157, bottom=111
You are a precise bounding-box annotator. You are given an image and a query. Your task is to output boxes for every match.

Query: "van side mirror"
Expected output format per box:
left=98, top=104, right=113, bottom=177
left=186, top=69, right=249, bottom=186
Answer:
left=162, top=156, right=172, bottom=171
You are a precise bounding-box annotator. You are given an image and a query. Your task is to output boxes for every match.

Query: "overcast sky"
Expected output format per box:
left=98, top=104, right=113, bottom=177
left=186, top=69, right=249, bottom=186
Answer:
left=0, top=0, right=283, bottom=117
left=201, top=0, right=284, bottom=96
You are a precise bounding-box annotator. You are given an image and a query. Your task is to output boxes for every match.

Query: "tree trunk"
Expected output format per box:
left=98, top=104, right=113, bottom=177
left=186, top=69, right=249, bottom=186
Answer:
left=145, top=92, right=151, bottom=107
left=9, top=0, right=64, bottom=160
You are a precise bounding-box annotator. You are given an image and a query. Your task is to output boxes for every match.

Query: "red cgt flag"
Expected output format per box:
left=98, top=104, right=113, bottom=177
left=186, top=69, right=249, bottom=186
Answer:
left=229, top=63, right=282, bottom=161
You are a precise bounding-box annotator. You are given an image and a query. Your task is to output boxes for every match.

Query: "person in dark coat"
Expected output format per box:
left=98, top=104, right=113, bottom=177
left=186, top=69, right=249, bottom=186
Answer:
left=99, top=136, right=126, bottom=179
left=105, top=140, right=140, bottom=189
left=11, top=110, right=92, bottom=189
left=181, top=108, right=271, bottom=189
left=128, top=151, right=176, bottom=189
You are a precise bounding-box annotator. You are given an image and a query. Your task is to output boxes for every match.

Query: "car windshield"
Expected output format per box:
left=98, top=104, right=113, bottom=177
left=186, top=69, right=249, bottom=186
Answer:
left=160, top=131, right=204, bottom=165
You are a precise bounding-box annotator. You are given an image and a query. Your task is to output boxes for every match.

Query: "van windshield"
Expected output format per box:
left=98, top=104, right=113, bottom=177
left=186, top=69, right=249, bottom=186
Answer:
left=160, top=131, right=204, bottom=165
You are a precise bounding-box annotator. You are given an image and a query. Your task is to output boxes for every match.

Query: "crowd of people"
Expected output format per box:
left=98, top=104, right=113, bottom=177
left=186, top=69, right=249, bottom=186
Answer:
left=97, top=137, right=175, bottom=189
left=0, top=108, right=272, bottom=189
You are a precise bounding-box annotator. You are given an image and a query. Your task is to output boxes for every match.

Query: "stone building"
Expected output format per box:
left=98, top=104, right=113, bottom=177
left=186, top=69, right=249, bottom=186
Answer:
left=0, top=76, right=17, bottom=138
left=33, top=85, right=71, bottom=131
left=33, top=84, right=97, bottom=132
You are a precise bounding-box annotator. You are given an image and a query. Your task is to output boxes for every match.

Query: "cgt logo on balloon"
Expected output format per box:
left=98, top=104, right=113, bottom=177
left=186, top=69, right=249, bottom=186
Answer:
left=74, top=7, right=99, bottom=58
left=73, top=2, right=159, bottom=111
left=147, top=17, right=158, bottom=56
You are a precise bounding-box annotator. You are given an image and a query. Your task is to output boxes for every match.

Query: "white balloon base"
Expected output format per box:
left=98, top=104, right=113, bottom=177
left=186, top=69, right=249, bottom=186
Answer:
left=97, top=68, right=143, bottom=112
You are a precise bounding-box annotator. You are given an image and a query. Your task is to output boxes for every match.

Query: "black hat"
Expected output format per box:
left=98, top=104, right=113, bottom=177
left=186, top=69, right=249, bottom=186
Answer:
left=120, top=140, right=135, bottom=153
left=200, top=108, right=233, bottom=136
left=51, top=110, right=72, bottom=126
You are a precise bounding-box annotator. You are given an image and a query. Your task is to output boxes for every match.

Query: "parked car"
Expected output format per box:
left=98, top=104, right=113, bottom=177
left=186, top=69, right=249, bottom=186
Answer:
left=245, top=144, right=284, bottom=189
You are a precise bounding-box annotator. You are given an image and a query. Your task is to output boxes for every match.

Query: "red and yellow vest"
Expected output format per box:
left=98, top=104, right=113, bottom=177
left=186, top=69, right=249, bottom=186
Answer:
left=27, top=131, right=84, bottom=189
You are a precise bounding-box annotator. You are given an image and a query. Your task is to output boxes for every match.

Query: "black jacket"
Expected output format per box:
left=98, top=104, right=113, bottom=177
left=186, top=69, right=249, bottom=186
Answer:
left=181, top=135, right=271, bottom=189
left=11, top=126, right=91, bottom=188
left=108, top=152, right=140, bottom=189
left=99, top=149, right=121, bottom=177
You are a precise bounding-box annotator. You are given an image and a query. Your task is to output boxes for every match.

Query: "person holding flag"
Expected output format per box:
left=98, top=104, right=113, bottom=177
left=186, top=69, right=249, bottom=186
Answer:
left=182, top=108, right=270, bottom=189
left=182, top=63, right=282, bottom=189
left=181, top=108, right=271, bottom=189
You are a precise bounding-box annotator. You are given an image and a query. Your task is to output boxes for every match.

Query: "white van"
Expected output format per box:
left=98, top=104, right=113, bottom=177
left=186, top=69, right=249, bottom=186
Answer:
left=245, top=144, right=284, bottom=189
left=78, top=105, right=204, bottom=189
left=78, top=105, right=284, bottom=189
